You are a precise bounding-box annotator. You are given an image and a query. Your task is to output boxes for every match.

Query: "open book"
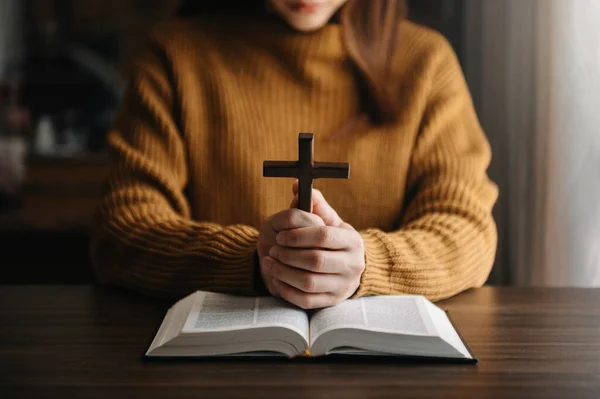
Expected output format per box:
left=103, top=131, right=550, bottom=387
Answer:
left=146, top=291, right=475, bottom=362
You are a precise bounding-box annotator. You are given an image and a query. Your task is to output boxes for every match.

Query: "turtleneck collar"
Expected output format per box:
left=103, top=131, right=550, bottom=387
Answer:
left=247, top=10, right=351, bottom=89
left=188, top=6, right=352, bottom=90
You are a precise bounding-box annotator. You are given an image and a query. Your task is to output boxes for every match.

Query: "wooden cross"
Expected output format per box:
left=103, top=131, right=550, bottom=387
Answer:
left=263, top=133, right=350, bottom=213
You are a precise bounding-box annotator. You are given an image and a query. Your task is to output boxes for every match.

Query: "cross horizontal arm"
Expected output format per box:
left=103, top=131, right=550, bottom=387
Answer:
left=263, top=161, right=299, bottom=178
left=313, top=162, right=350, bottom=179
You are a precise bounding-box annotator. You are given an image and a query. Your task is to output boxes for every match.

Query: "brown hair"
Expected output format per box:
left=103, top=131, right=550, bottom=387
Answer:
left=340, top=0, right=407, bottom=125
left=177, top=0, right=407, bottom=126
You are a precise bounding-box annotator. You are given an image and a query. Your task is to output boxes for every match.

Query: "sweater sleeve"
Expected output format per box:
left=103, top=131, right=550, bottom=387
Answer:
left=89, top=39, right=261, bottom=299
left=354, top=37, right=499, bottom=302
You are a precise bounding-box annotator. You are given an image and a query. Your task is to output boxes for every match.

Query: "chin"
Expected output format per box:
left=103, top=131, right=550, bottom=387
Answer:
left=289, top=21, right=328, bottom=32
left=284, top=16, right=331, bottom=32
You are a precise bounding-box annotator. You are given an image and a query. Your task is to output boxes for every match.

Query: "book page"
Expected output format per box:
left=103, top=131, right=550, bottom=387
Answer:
left=310, top=296, right=435, bottom=341
left=182, top=292, right=309, bottom=339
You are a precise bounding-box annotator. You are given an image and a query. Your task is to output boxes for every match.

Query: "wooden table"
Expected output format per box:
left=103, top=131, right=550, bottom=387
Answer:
left=1, top=285, right=599, bottom=399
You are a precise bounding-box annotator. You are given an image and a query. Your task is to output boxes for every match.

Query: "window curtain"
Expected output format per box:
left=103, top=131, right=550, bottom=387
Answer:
left=463, top=0, right=600, bottom=287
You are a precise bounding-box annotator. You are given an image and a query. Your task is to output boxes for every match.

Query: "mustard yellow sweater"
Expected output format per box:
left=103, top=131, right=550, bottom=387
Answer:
left=90, top=12, right=499, bottom=302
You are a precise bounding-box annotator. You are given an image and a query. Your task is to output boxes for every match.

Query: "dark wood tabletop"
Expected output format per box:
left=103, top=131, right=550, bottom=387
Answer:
left=1, top=285, right=599, bottom=399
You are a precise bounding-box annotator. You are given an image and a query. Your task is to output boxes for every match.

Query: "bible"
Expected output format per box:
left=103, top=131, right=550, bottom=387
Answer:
left=146, top=291, right=475, bottom=362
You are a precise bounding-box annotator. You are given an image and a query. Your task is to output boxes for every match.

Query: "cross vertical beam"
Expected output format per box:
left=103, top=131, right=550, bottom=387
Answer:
left=297, top=133, right=315, bottom=212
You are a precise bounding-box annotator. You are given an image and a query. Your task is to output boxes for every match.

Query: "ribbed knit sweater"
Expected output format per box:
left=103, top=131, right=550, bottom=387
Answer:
left=90, top=12, right=499, bottom=302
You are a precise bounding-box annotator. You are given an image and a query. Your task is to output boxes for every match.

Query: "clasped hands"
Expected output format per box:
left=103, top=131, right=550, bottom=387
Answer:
left=258, top=182, right=365, bottom=310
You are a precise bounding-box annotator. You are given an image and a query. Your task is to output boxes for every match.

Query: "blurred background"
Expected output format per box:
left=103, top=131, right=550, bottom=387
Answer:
left=1, top=0, right=598, bottom=287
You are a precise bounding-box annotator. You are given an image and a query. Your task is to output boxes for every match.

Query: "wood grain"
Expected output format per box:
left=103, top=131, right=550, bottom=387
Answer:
left=1, top=285, right=599, bottom=399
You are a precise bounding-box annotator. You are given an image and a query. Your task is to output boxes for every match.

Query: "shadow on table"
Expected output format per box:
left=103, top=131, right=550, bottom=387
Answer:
left=141, top=354, right=478, bottom=366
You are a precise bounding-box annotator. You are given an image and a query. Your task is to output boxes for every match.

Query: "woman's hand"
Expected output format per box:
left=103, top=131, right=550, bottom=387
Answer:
left=257, top=206, right=325, bottom=298
left=263, top=183, right=366, bottom=309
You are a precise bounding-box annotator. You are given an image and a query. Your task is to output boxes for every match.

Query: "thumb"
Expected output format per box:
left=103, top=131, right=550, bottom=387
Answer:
left=290, top=181, right=344, bottom=227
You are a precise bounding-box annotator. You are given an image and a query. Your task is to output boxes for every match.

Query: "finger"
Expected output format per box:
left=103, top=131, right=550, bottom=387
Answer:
left=267, top=278, right=280, bottom=297
left=257, top=225, right=277, bottom=257
left=264, top=256, right=343, bottom=293
left=289, top=180, right=300, bottom=209
left=291, top=183, right=343, bottom=227
left=269, top=246, right=347, bottom=274
left=273, top=279, right=338, bottom=310
left=263, top=275, right=280, bottom=298
left=311, top=189, right=344, bottom=227
left=276, top=226, right=362, bottom=250
left=259, top=257, right=281, bottom=297
left=270, top=208, right=325, bottom=232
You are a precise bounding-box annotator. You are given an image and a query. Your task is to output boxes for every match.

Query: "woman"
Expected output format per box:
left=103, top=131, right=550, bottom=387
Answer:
left=90, top=0, right=499, bottom=308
